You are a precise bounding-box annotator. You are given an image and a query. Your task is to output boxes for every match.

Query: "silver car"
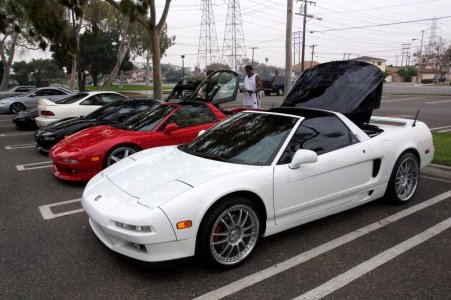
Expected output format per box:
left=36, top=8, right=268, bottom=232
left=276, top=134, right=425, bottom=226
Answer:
left=0, top=86, right=36, bottom=100
left=0, top=87, right=74, bottom=113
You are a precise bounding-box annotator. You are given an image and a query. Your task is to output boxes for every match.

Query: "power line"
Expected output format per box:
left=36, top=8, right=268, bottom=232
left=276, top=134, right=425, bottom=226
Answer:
left=311, top=16, right=451, bottom=33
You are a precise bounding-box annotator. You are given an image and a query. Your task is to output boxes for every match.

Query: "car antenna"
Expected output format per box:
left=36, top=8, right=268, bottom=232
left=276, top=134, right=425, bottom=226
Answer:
left=412, top=110, right=420, bottom=127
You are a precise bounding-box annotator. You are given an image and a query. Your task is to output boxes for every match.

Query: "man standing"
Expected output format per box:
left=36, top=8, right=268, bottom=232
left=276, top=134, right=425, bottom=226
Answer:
left=242, top=65, right=263, bottom=108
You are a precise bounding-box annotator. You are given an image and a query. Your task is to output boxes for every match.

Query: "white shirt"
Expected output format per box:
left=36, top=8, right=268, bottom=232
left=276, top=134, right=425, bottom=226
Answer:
left=243, top=73, right=261, bottom=108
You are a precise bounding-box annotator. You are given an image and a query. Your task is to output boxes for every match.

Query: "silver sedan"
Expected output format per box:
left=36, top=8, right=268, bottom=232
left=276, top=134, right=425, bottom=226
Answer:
left=0, top=87, right=74, bottom=113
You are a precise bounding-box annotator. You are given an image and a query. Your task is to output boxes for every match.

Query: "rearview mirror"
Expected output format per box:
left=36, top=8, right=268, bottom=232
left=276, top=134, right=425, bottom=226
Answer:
left=164, top=122, right=178, bottom=135
left=289, top=149, right=317, bottom=169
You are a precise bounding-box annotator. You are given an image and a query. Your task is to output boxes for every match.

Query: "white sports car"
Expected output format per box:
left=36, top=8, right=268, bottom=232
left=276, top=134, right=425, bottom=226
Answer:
left=81, top=61, right=434, bottom=268
left=35, top=91, right=127, bottom=127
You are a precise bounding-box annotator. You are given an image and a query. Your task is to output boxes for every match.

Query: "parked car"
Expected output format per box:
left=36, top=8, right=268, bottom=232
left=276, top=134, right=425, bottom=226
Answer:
left=262, top=75, right=285, bottom=95
left=0, top=86, right=36, bottom=100
left=80, top=61, right=434, bottom=268
left=12, top=108, right=39, bottom=130
left=35, top=91, right=128, bottom=127
left=432, top=75, right=446, bottom=83
left=34, top=99, right=158, bottom=152
left=50, top=70, right=239, bottom=181
left=0, top=87, right=74, bottom=114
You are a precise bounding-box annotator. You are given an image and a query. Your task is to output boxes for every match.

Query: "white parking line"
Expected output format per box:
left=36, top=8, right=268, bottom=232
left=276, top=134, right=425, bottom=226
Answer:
left=426, top=99, right=451, bottom=104
left=5, top=143, right=36, bottom=150
left=16, top=161, right=53, bottom=171
left=294, top=217, right=451, bottom=300
left=0, top=132, right=34, bottom=137
left=383, top=98, right=421, bottom=103
left=39, top=198, right=84, bottom=220
left=194, top=190, right=451, bottom=300
left=0, top=120, right=12, bottom=122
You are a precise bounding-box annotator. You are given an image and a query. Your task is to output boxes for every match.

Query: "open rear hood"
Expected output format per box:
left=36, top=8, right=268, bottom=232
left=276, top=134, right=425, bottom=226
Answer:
left=281, top=61, right=384, bottom=125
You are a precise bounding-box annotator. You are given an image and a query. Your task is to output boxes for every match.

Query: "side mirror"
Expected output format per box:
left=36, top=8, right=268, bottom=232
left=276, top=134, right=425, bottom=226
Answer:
left=288, top=149, right=317, bottom=169
left=164, top=122, right=178, bottom=135
left=197, top=129, right=206, bottom=137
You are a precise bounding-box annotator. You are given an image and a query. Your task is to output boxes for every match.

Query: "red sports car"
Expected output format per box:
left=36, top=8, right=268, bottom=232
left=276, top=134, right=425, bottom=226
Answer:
left=50, top=70, right=239, bottom=181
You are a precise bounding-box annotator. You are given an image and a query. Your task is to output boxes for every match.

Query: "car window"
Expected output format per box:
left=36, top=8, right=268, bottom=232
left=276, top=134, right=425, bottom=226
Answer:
left=278, top=115, right=355, bottom=164
left=161, top=103, right=218, bottom=129
left=81, top=95, right=103, bottom=105
left=101, top=94, right=124, bottom=103
left=56, top=93, right=88, bottom=104
left=115, top=104, right=175, bottom=132
left=183, top=112, right=297, bottom=166
left=16, top=87, right=34, bottom=93
left=34, top=89, right=53, bottom=96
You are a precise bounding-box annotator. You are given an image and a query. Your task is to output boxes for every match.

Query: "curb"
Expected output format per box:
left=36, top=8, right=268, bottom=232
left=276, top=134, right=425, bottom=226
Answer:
left=422, top=164, right=451, bottom=180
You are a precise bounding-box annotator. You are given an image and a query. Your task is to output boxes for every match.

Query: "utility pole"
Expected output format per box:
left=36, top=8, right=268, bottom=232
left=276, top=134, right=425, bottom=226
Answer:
left=400, top=43, right=410, bottom=67
left=310, top=44, right=317, bottom=67
left=295, top=0, right=317, bottom=72
left=285, top=0, right=293, bottom=96
left=416, top=30, right=425, bottom=84
left=292, top=31, right=301, bottom=64
left=250, top=46, right=258, bottom=67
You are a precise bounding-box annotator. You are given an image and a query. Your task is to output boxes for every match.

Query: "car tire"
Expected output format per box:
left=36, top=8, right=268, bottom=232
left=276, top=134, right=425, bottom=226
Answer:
left=10, top=102, right=26, bottom=114
left=197, top=197, right=261, bottom=268
left=264, top=91, right=270, bottom=96
left=385, top=152, right=420, bottom=204
left=104, top=145, right=140, bottom=168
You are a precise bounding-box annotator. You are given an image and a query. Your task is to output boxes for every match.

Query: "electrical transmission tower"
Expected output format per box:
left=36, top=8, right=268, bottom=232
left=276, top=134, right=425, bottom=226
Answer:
left=222, top=0, right=246, bottom=72
left=197, top=0, right=220, bottom=71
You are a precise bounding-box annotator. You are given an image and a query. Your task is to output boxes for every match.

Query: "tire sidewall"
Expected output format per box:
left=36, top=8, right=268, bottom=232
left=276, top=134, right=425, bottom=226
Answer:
left=386, top=152, right=419, bottom=204
left=196, top=197, right=261, bottom=268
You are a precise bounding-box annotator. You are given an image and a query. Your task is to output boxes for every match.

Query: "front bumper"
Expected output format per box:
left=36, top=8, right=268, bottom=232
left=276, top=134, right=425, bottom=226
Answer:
left=88, top=218, right=196, bottom=262
left=0, top=103, right=11, bottom=113
left=82, top=178, right=196, bottom=262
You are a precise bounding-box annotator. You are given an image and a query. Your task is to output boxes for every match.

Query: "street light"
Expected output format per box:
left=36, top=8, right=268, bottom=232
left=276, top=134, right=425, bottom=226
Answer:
left=181, top=55, right=185, bottom=81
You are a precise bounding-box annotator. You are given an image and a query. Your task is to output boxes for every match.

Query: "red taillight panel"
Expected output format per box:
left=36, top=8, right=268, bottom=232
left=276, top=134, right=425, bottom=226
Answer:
left=41, top=110, right=55, bottom=116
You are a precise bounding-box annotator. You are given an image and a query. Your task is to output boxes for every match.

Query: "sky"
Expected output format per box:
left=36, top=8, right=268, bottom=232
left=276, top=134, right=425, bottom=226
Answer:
left=21, top=0, right=451, bottom=71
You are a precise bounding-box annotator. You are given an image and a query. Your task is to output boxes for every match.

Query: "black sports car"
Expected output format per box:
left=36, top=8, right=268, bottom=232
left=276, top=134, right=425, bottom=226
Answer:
left=12, top=108, right=39, bottom=130
left=34, top=98, right=157, bottom=152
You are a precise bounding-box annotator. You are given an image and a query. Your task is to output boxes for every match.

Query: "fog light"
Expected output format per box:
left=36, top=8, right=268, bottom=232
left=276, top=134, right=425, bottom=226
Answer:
left=62, top=158, right=79, bottom=164
left=115, top=222, right=152, bottom=232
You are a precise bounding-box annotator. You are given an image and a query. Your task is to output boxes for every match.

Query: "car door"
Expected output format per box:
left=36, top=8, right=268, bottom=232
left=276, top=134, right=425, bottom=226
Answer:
left=151, top=103, right=220, bottom=147
left=273, top=114, right=373, bottom=225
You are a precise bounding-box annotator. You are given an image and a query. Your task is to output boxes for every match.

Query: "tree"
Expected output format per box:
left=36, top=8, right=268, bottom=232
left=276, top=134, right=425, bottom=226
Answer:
left=104, top=0, right=172, bottom=100
left=0, top=0, right=45, bottom=90
left=11, top=59, right=65, bottom=85
left=79, top=30, right=133, bottom=86
left=398, top=66, right=417, bottom=82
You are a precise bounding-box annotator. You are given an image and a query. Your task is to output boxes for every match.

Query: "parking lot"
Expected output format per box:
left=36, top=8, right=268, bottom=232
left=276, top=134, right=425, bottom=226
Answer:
left=1, top=93, right=450, bottom=299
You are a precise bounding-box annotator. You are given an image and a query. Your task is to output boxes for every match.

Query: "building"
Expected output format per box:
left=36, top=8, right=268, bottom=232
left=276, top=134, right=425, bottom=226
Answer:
left=349, top=56, right=387, bottom=72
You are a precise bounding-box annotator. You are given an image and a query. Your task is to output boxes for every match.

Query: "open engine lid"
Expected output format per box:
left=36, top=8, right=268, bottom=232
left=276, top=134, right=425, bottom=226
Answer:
left=281, top=61, right=384, bottom=125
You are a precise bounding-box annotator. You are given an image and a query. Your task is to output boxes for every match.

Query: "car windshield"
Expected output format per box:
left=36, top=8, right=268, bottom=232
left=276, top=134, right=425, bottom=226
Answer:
left=183, top=112, right=298, bottom=166
left=84, top=100, right=125, bottom=119
left=114, top=104, right=175, bottom=131
left=55, top=93, right=89, bottom=104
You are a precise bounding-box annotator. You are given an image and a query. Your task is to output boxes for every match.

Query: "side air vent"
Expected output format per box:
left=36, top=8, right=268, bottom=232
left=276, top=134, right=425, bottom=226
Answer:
left=372, top=159, right=381, bottom=177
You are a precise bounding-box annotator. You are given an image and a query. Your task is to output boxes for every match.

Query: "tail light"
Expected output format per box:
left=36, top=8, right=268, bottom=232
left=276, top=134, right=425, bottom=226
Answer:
left=41, top=110, right=55, bottom=116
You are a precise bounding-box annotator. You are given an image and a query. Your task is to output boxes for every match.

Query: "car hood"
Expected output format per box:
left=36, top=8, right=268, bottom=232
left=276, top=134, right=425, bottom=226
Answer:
left=55, top=125, right=121, bottom=148
left=41, top=116, right=88, bottom=131
left=101, top=146, right=253, bottom=207
left=281, top=61, right=384, bottom=125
